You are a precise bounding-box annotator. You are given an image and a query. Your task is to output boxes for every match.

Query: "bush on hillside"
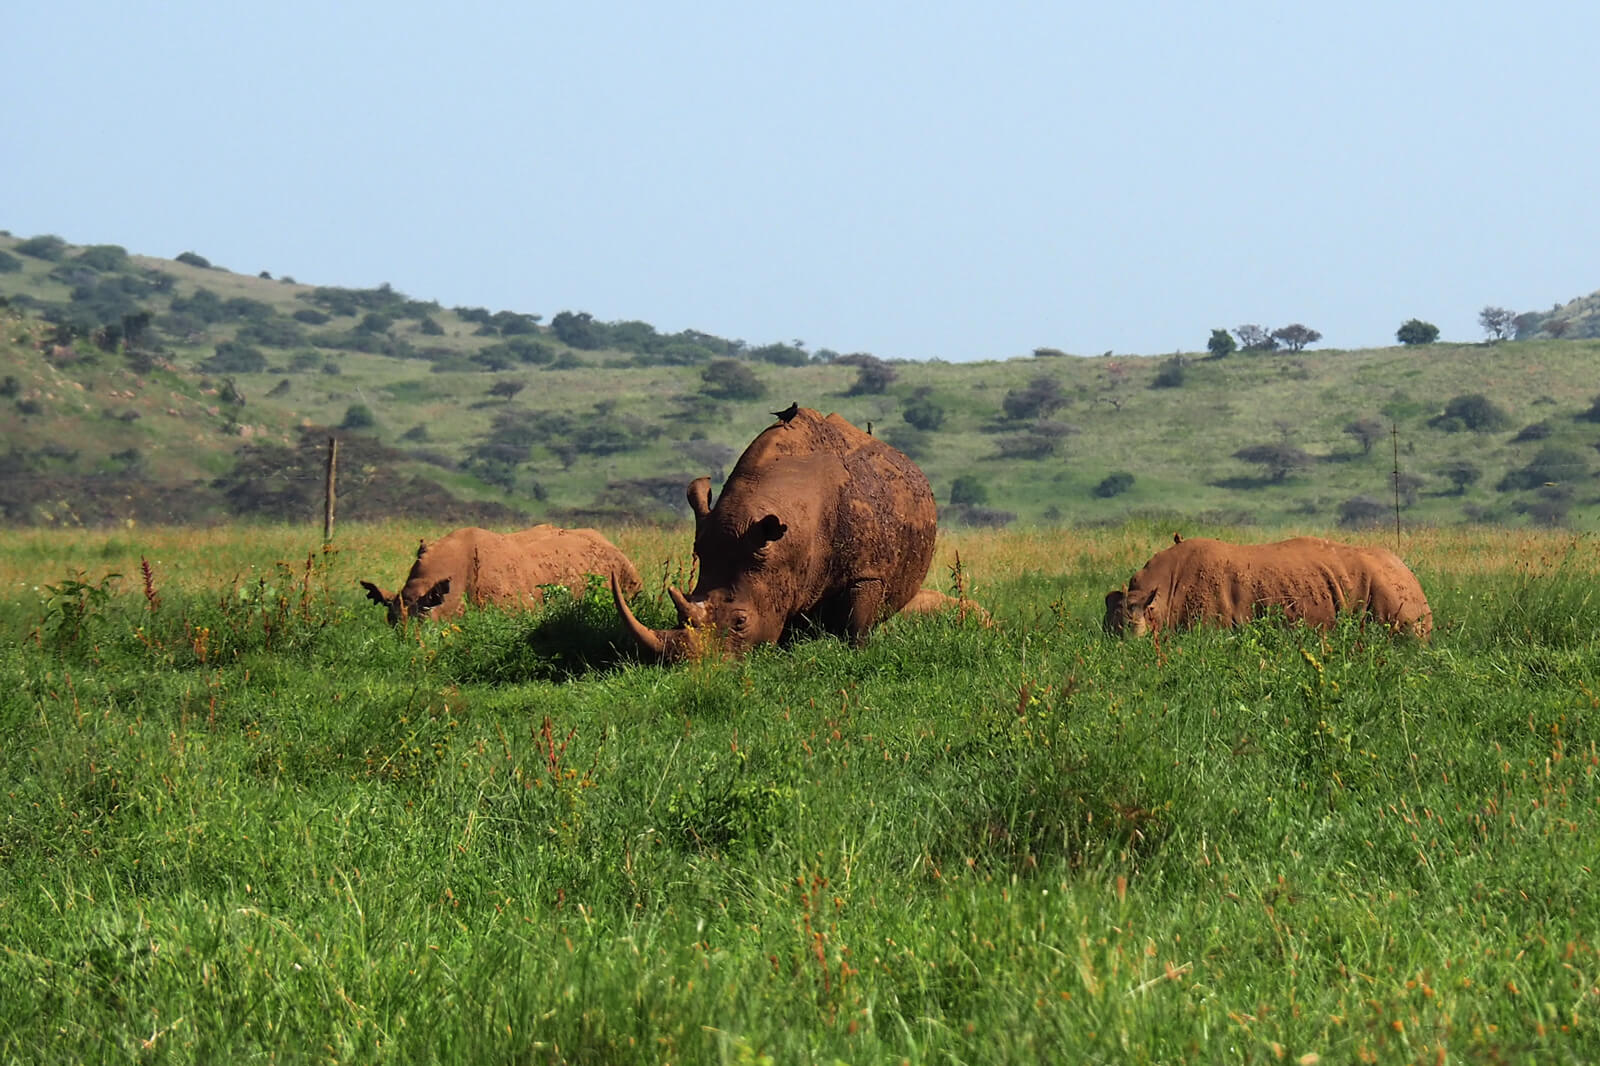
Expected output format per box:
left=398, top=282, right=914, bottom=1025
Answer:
left=1337, top=495, right=1389, bottom=528
left=1496, top=446, right=1589, bottom=492
left=15, top=235, right=67, bottom=261
left=1150, top=357, right=1186, bottom=388
left=175, top=251, right=212, bottom=269
left=701, top=360, right=765, bottom=401
left=1002, top=375, right=1067, bottom=421
left=1429, top=394, right=1511, bottom=433
left=1396, top=318, right=1440, bottom=345
left=75, top=245, right=131, bottom=271
left=949, top=474, right=988, bottom=507
left=1093, top=472, right=1135, bottom=498
left=202, top=341, right=268, bottom=375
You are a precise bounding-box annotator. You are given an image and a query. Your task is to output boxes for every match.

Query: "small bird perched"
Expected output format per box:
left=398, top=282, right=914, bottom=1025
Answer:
left=772, top=402, right=799, bottom=424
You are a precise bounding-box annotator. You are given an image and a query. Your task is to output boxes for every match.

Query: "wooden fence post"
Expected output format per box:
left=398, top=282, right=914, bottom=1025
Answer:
left=323, top=436, right=338, bottom=543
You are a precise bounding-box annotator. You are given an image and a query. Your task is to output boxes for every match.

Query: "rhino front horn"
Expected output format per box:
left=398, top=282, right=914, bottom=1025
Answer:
left=612, top=573, right=669, bottom=659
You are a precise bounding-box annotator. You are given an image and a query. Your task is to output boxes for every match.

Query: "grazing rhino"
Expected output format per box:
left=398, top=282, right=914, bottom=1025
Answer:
left=1104, top=533, right=1432, bottom=639
left=362, top=525, right=643, bottom=625
left=613, top=406, right=937, bottom=659
left=899, top=588, right=993, bottom=626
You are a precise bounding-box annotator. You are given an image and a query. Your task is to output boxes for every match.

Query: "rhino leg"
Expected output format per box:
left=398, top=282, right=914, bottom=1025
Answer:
left=842, top=577, right=888, bottom=646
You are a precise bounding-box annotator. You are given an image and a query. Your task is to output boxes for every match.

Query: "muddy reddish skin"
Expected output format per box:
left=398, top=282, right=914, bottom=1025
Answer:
left=615, top=407, right=937, bottom=659
left=362, top=525, right=642, bottom=624
left=1104, top=533, right=1432, bottom=639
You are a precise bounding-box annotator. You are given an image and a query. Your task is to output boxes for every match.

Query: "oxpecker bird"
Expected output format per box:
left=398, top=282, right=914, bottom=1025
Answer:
left=772, top=402, right=799, bottom=424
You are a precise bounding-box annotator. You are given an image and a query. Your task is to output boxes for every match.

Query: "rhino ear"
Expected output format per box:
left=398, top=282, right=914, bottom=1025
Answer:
left=755, top=514, right=787, bottom=543
left=360, top=580, right=391, bottom=606
left=686, top=477, right=714, bottom=519
left=415, top=578, right=450, bottom=612
left=1132, top=586, right=1158, bottom=610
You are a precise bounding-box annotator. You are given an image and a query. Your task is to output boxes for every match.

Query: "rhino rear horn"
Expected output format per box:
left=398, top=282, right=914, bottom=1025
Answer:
left=668, top=586, right=708, bottom=627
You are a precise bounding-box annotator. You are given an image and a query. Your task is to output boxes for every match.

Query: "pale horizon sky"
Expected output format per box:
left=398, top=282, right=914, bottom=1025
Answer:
left=6, top=1, right=1597, bottom=361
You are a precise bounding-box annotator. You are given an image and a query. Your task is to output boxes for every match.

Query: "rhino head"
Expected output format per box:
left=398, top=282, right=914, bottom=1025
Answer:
left=613, top=476, right=793, bottom=660
left=361, top=577, right=450, bottom=625
left=1103, top=584, right=1157, bottom=636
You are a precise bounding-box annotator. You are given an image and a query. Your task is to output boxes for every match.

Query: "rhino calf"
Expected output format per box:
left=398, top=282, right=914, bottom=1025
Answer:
left=362, top=524, right=642, bottom=624
left=1104, top=534, right=1432, bottom=639
left=614, top=406, right=937, bottom=659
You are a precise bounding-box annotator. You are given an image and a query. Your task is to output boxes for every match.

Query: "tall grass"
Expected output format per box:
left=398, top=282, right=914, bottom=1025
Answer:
left=2, top=522, right=1598, bottom=1062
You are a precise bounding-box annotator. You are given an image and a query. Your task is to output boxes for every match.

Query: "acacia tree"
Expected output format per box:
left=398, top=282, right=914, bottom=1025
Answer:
left=1344, top=418, right=1385, bottom=455
left=1478, top=306, right=1516, bottom=342
left=1232, top=442, right=1311, bottom=482
left=1271, top=324, right=1322, bottom=352
left=1233, top=324, right=1277, bottom=352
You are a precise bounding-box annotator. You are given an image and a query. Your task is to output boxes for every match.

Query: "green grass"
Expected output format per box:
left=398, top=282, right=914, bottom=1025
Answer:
left=2, top=523, right=1598, bottom=1062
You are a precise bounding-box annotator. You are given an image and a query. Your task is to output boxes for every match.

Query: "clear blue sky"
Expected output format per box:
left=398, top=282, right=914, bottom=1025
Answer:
left=6, top=1, right=1597, bottom=361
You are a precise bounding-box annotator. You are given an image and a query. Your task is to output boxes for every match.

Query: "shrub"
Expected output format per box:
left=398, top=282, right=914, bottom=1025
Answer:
left=237, top=319, right=308, bottom=348
left=340, top=404, right=376, bottom=430
left=1430, top=394, right=1511, bottom=433
left=1206, top=329, right=1235, bottom=358
left=1001, top=376, right=1067, bottom=421
left=1497, top=446, right=1590, bottom=492
left=1093, top=472, right=1135, bottom=498
left=175, top=251, right=212, bottom=269
left=1511, top=421, right=1552, bottom=442
left=749, top=342, right=809, bottom=367
left=202, top=341, right=268, bottom=375
left=76, top=245, right=130, bottom=271
left=949, top=474, right=988, bottom=507
left=293, top=308, right=331, bottom=326
left=1578, top=395, right=1600, bottom=423
left=701, top=360, right=765, bottom=401
left=846, top=357, right=896, bottom=395
left=1150, top=357, right=1186, bottom=388
left=14, top=235, right=67, bottom=261
left=0, top=250, right=20, bottom=273
left=903, top=398, right=945, bottom=431
left=1396, top=318, right=1440, bottom=345
left=1337, top=495, right=1389, bottom=528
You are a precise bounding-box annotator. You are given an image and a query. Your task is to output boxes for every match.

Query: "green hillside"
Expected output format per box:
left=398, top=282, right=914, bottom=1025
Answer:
left=2, top=230, right=1597, bottom=529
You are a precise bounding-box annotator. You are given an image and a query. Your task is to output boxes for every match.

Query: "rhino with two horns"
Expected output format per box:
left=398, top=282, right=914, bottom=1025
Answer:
left=614, top=406, right=937, bottom=659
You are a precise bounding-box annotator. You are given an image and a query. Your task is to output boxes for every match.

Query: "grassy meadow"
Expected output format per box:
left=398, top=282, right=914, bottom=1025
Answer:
left=3, top=519, right=1599, bottom=1063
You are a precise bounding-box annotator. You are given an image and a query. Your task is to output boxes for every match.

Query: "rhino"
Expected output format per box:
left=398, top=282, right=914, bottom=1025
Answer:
left=1104, top=533, right=1432, bottom=639
left=362, top=524, right=643, bottom=625
left=899, top=588, right=993, bottom=627
left=613, top=406, right=937, bottom=659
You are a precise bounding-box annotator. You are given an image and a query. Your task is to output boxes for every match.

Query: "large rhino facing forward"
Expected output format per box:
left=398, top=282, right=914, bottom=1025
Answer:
left=1104, top=534, right=1432, bottom=639
left=614, top=406, right=937, bottom=659
left=362, top=525, right=642, bottom=624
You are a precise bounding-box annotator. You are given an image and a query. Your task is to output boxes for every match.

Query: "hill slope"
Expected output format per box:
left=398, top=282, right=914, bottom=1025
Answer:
left=2, top=231, right=1597, bottom=530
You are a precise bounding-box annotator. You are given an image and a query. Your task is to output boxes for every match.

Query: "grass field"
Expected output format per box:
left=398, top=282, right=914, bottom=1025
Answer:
left=2, top=520, right=1599, bottom=1063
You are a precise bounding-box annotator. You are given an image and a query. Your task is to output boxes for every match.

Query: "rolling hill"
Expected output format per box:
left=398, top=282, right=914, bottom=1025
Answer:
left=2, top=230, right=1597, bottom=531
